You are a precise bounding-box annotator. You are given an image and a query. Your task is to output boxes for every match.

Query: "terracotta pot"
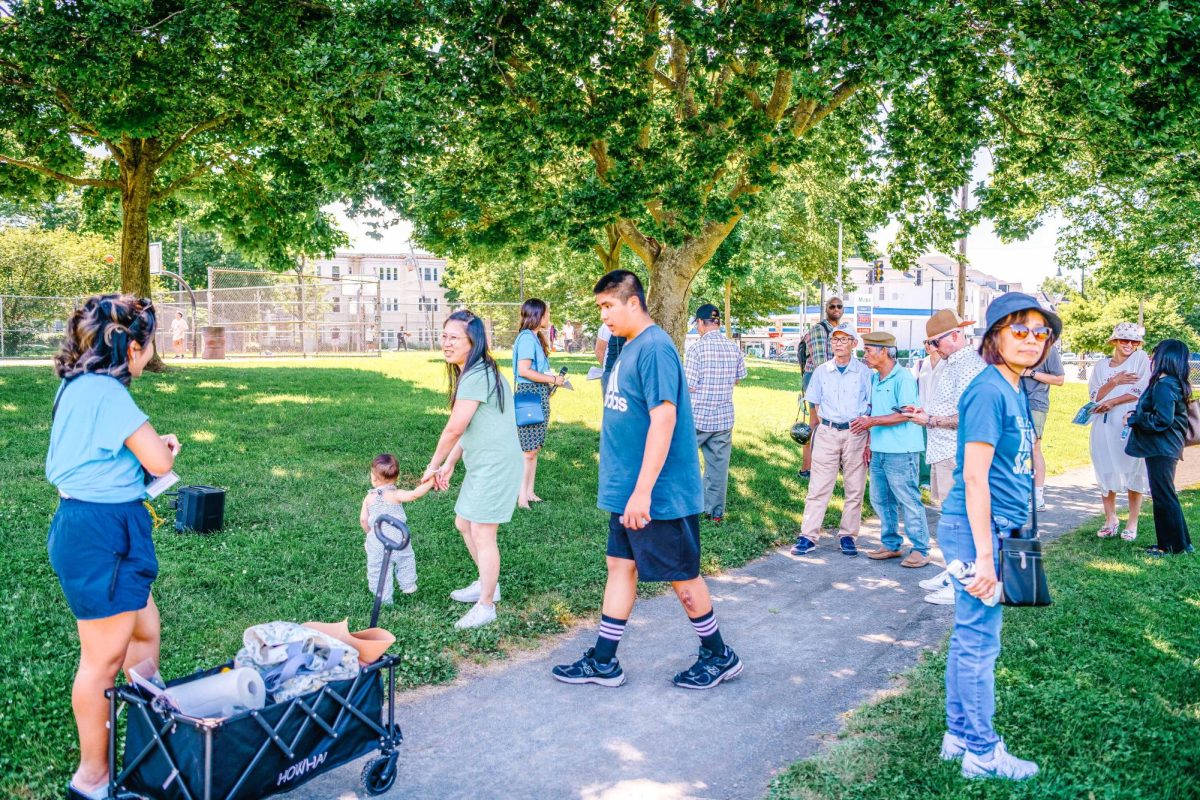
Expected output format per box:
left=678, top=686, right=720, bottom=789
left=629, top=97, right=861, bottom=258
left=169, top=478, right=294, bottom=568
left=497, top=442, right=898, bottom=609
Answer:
left=303, top=619, right=396, bottom=665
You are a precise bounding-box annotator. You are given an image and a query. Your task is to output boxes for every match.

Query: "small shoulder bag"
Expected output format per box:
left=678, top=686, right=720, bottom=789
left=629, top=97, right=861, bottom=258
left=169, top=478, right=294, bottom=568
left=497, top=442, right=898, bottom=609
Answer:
left=997, top=398, right=1052, bottom=607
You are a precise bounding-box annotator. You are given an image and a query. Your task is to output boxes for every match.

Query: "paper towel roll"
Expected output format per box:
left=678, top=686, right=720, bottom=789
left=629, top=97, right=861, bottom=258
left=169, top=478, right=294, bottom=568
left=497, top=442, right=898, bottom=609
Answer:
left=164, top=667, right=266, bottom=719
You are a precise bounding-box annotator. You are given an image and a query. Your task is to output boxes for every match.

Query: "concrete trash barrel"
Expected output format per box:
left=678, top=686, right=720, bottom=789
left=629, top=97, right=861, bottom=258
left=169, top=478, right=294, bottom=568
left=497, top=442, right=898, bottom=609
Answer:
left=201, top=326, right=226, bottom=359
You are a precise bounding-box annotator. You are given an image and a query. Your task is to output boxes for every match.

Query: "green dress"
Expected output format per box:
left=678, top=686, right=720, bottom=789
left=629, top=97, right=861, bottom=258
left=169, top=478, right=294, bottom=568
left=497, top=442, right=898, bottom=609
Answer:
left=453, top=362, right=523, bottom=524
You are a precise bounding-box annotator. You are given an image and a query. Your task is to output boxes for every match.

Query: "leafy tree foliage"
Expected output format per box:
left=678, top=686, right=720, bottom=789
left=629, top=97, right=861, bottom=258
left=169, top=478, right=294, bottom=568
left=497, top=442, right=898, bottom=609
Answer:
left=0, top=226, right=117, bottom=355
left=0, top=1, right=398, bottom=296
left=358, top=0, right=991, bottom=342
left=1056, top=290, right=1199, bottom=356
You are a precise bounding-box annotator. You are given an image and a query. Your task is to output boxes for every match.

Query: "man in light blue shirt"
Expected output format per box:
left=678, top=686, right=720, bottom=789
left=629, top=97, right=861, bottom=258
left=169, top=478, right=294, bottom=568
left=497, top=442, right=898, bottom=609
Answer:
left=851, top=331, right=931, bottom=566
left=792, top=325, right=872, bottom=557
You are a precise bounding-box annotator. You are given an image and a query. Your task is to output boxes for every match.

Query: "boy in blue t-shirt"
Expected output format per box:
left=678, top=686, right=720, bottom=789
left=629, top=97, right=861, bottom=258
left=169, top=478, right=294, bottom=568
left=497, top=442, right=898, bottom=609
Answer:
left=552, top=271, right=743, bottom=690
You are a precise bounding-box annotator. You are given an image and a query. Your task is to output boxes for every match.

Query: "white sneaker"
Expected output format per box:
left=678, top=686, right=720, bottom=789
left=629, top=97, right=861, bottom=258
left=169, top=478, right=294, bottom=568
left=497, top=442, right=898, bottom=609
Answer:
left=454, top=602, right=497, bottom=630
left=961, top=741, right=1039, bottom=780
left=939, top=732, right=967, bottom=761
left=923, top=584, right=956, bottom=605
left=919, top=569, right=951, bottom=592
left=449, top=580, right=501, bottom=603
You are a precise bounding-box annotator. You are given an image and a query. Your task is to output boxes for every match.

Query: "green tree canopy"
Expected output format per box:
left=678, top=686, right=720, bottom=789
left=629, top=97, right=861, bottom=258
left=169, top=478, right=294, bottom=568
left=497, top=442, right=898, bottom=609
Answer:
left=1056, top=291, right=1199, bottom=356
left=0, top=1, right=406, bottom=297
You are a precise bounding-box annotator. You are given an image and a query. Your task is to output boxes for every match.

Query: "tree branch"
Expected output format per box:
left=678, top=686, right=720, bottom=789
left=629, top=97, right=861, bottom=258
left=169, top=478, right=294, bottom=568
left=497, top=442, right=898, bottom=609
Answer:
left=0, top=153, right=120, bottom=188
left=764, top=69, right=793, bottom=122
left=156, top=113, right=234, bottom=167
left=589, top=139, right=611, bottom=181
left=151, top=158, right=219, bottom=200
left=793, top=78, right=861, bottom=137
left=616, top=218, right=661, bottom=266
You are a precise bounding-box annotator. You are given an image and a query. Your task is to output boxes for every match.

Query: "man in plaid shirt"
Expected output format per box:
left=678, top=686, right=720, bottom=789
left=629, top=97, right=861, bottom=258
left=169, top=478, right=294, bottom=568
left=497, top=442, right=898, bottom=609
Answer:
left=796, top=297, right=845, bottom=477
left=685, top=303, right=747, bottom=523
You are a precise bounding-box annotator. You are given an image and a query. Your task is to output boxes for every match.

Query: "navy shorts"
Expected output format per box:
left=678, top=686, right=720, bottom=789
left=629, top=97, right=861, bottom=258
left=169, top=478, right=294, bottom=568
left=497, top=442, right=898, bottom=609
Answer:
left=606, top=513, right=701, bottom=582
left=48, top=499, right=158, bottom=621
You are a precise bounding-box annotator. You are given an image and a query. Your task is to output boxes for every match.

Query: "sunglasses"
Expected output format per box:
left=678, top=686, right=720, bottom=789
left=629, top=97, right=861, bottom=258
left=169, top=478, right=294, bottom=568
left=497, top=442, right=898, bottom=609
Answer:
left=827, top=304, right=843, bottom=309
left=1006, top=323, right=1052, bottom=341
left=924, top=330, right=957, bottom=348
left=1115, top=339, right=1141, bottom=346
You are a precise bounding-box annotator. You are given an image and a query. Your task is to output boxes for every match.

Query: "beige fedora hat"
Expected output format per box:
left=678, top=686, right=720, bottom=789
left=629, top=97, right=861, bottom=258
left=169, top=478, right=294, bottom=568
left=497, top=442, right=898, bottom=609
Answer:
left=926, top=308, right=975, bottom=339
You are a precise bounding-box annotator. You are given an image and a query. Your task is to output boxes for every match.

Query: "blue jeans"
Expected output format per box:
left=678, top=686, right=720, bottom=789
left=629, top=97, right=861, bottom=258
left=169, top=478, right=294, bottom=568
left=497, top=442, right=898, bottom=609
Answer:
left=940, top=514, right=1003, bottom=755
left=868, top=451, right=930, bottom=554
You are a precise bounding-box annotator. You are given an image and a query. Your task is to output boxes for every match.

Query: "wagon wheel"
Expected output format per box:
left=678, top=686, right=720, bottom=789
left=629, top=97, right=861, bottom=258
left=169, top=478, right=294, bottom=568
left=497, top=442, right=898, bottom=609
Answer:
left=362, top=751, right=398, bottom=795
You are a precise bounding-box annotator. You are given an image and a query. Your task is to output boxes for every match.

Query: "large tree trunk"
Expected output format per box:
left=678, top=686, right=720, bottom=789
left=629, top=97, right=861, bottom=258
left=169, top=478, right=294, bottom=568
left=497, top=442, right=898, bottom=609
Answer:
left=118, top=139, right=159, bottom=298
left=117, top=138, right=164, bottom=368
left=617, top=215, right=741, bottom=349
left=646, top=246, right=702, bottom=346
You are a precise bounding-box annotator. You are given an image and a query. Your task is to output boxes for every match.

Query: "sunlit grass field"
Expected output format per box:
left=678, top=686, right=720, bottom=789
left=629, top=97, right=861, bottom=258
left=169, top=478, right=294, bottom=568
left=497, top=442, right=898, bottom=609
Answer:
left=0, top=352, right=1087, bottom=797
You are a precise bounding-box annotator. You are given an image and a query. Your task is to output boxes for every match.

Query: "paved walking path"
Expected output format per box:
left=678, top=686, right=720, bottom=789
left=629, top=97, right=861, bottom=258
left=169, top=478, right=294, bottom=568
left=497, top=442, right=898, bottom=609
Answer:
left=295, top=459, right=1200, bottom=800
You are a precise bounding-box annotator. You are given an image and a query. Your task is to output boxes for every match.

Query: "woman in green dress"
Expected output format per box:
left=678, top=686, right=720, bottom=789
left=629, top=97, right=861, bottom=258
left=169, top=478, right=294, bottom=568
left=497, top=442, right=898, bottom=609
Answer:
left=424, top=310, right=523, bottom=629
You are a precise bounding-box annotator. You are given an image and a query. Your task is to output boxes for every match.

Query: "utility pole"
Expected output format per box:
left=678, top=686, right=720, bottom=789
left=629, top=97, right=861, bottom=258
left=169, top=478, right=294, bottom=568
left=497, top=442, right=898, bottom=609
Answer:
left=956, top=183, right=968, bottom=318
left=724, top=278, right=733, bottom=340
left=836, top=220, right=844, bottom=297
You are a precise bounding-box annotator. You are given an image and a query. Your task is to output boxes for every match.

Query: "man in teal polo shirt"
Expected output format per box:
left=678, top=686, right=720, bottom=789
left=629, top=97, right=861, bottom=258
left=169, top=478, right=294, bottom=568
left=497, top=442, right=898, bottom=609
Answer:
left=850, top=331, right=931, bottom=567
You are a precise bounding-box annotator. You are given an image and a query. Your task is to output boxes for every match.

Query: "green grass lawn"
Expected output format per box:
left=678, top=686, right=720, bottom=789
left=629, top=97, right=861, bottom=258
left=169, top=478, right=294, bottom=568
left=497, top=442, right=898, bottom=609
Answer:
left=0, top=353, right=1088, bottom=798
left=767, top=492, right=1200, bottom=800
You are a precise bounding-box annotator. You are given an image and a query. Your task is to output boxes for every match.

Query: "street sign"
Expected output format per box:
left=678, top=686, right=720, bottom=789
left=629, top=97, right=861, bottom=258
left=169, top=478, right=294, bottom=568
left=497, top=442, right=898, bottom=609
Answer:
left=854, top=291, right=873, bottom=334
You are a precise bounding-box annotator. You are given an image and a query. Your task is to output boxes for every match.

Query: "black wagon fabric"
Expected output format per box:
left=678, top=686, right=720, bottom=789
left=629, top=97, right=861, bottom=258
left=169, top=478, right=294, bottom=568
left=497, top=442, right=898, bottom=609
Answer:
left=122, top=665, right=384, bottom=800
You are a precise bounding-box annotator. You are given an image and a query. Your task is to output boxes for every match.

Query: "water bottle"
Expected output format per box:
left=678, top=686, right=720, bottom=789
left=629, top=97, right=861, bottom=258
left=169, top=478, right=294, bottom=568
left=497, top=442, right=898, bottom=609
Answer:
left=945, top=559, right=1001, bottom=606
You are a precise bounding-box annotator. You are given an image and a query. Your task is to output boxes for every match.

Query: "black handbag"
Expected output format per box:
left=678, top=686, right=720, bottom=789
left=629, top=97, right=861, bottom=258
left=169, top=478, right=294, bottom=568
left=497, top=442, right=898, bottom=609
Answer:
left=998, top=408, right=1052, bottom=607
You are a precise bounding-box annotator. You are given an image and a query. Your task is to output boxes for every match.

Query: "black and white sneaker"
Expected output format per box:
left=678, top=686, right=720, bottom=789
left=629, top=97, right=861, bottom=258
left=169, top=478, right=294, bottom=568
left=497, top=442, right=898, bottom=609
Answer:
left=551, top=648, right=626, bottom=687
left=672, top=646, right=744, bottom=690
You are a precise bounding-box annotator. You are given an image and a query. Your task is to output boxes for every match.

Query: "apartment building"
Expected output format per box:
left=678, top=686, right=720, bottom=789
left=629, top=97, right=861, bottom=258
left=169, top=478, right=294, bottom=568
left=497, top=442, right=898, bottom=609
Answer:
left=312, top=249, right=450, bottom=348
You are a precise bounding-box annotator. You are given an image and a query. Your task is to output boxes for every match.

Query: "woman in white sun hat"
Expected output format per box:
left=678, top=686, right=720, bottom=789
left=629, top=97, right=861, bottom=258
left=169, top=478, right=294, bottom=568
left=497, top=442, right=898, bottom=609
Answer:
left=1088, top=322, right=1151, bottom=539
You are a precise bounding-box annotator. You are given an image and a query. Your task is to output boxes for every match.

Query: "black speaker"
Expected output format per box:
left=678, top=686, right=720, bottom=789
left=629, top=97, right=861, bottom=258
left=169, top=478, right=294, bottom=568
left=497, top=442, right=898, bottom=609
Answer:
left=175, top=485, right=225, bottom=533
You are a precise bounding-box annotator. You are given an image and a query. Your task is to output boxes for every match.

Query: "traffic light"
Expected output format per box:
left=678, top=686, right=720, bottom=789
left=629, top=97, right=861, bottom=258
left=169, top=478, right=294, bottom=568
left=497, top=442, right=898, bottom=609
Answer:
left=915, top=267, right=923, bottom=286
left=866, top=265, right=875, bottom=285
left=872, top=260, right=884, bottom=284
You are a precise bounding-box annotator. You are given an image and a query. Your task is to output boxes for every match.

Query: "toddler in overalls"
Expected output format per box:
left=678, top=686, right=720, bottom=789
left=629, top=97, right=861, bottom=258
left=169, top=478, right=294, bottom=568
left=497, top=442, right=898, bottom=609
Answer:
left=360, top=454, right=432, bottom=603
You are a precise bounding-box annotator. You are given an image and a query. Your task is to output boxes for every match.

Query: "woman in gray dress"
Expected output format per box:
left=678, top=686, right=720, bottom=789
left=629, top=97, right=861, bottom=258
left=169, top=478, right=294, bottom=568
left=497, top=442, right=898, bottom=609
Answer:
left=423, top=310, right=523, bottom=629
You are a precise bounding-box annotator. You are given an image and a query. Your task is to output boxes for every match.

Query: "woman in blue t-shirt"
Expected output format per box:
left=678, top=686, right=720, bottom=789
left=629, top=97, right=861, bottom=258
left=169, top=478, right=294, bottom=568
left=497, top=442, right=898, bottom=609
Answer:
left=511, top=298, right=566, bottom=508
left=936, top=292, right=1060, bottom=782
left=45, top=295, right=180, bottom=800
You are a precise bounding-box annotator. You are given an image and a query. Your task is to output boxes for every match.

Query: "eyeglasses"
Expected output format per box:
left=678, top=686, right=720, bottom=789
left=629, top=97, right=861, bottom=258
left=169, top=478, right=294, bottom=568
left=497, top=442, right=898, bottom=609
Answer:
left=1006, top=323, right=1052, bottom=341
left=1115, top=339, right=1141, bottom=346
left=827, top=304, right=843, bottom=309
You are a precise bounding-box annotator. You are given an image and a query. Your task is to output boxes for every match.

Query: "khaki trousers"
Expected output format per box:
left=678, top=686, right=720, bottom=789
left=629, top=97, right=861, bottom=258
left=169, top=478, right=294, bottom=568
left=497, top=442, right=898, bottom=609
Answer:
left=930, top=457, right=956, bottom=508
left=801, top=425, right=868, bottom=541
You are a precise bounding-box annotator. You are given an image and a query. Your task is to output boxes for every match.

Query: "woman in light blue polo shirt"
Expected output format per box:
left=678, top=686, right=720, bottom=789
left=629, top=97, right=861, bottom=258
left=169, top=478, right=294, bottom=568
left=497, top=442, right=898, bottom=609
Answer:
left=46, top=294, right=180, bottom=800
left=511, top=298, right=566, bottom=508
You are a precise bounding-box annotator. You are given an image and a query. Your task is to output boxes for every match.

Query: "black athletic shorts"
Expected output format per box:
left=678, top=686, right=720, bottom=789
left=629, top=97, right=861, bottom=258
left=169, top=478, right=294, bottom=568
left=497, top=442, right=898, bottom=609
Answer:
left=606, top=512, right=701, bottom=582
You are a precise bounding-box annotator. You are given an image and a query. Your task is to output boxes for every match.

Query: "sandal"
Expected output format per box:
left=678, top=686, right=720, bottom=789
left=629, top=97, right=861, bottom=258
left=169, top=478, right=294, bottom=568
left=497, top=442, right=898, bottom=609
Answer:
left=1120, top=527, right=1137, bottom=542
left=1097, top=522, right=1119, bottom=538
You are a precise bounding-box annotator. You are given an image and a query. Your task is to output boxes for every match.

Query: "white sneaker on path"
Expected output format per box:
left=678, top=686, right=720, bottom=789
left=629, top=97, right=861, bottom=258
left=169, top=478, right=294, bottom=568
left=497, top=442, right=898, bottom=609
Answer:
left=923, top=584, right=956, bottom=605
left=919, top=569, right=950, bottom=592
left=454, top=602, right=497, bottom=630
left=449, top=580, right=501, bottom=603
left=961, top=741, right=1039, bottom=780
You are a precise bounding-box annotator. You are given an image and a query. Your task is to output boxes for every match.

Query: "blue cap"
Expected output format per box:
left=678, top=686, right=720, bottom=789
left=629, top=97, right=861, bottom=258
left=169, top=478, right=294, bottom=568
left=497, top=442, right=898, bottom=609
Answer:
left=983, top=292, right=1062, bottom=339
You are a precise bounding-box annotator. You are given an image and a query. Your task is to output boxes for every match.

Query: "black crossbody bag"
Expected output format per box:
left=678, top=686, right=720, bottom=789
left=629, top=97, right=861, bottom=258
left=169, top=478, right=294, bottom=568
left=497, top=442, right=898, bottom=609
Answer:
left=997, top=396, right=1053, bottom=607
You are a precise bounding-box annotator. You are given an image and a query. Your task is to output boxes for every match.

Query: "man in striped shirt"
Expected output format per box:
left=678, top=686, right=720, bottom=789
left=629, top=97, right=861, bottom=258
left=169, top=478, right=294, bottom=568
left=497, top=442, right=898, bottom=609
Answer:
left=685, top=303, right=747, bottom=523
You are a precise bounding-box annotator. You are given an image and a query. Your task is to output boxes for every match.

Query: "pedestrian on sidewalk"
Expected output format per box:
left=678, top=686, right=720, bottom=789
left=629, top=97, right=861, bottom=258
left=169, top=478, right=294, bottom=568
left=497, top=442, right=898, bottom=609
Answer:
left=553, top=270, right=742, bottom=690
left=1020, top=340, right=1065, bottom=511
left=1089, top=323, right=1150, bottom=540
left=937, top=291, right=1059, bottom=781
left=905, top=309, right=987, bottom=601
left=424, top=310, right=523, bottom=630
left=852, top=331, right=931, bottom=568
left=1124, top=338, right=1194, bottom=556
left=791, top=324, right=871, bottom=557
left=796, top=297, right=844, bottom=478
left=685, top=303, right=747, bottom=524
